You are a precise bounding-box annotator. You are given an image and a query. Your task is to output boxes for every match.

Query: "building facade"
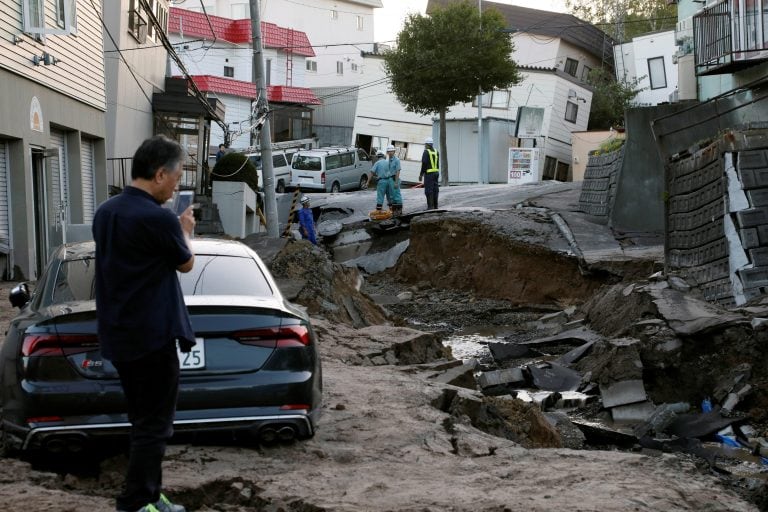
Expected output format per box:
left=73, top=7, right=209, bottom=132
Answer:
left=0, top=0, right=107, bottom=279
left=168, top=7, right=320, bottom=151
left=614, top=30, right=678, bottom=105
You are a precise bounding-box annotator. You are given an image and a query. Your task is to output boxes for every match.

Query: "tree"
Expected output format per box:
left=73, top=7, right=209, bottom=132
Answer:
left=212, top=152, right=260, bottom=192
left=565, top=0, right=676, bottom=43
left=384, top=1, right=520, bottom=185
left=586, top=67, right=642, bottom=130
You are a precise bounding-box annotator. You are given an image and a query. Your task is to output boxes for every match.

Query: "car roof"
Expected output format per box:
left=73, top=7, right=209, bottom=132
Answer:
left=296, top=146, right=357, bottom=156
left=58, top=238, right=256, bottom=261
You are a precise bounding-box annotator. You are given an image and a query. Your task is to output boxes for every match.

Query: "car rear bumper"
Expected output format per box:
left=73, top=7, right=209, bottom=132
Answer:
left=4, top=406, right=321, bottom=452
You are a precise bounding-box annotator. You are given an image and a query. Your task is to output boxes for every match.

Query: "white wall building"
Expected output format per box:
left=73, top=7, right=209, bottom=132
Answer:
left=352, top=1, right=612, bottom=183
left=173, top=0, right=382, bottom=88
left=168, top=7, right=320, bottom=150
left=614, top=30, right=678, bottom=105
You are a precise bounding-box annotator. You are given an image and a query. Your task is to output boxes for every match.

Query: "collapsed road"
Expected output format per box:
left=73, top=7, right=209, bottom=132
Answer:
left=1, top=182, right=767, bottom=511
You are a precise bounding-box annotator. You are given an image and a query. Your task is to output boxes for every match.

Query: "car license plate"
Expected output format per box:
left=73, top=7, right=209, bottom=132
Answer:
left=177, top=338, right=205, bottom=370
left=301, top=177, right=314, bottom=184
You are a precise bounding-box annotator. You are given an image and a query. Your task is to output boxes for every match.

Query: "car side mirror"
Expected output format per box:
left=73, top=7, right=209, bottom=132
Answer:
left=9, top=283, right=31, bottom=309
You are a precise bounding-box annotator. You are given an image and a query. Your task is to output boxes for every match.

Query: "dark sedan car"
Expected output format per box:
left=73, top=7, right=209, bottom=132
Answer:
left=0, top=239, right=322, bottom=455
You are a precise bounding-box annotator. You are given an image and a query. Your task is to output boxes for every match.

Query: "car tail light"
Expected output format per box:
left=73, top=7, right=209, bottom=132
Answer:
left=280, top=404, right=309, bottom=411
left=233, top=325, right=311, bottom=348
left=22, top=334, right=99, bottom=357
left=321, top=172, right=326, bottom=185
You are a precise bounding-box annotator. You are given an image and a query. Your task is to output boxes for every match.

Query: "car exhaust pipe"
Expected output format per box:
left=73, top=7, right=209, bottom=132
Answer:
left=260, top=427, right=277, bottom=443
left=277, top=426, right=296, bottom=441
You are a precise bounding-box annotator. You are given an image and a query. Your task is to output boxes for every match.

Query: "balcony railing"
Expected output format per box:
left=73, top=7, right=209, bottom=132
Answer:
left=694, top=0, right=768, bottom=75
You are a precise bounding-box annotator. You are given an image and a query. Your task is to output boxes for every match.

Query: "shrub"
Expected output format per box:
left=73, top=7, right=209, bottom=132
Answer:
left=590, top=138, right=625, bottom=156
left=211, top=152, right=259, bottom=192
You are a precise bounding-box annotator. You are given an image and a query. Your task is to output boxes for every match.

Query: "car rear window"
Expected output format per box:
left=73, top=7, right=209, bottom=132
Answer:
left=293, top=155, right=321, bottom=170
left=179, top=255, right=274, bottom=296
left=45, top=255, right=273, bottom=306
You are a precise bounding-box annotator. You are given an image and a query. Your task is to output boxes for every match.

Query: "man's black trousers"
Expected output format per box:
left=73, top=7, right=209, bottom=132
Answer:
left=424, top=173, right=439, bottom=209
left=113, top=342, right=180, bottom=511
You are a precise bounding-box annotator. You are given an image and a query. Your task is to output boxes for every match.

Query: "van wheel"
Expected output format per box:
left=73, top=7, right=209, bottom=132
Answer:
left=359, top=175, right=369, bottom=190
left=331, top=182, right=341, bottom=193
left=276, top=180, right=285, bottom=193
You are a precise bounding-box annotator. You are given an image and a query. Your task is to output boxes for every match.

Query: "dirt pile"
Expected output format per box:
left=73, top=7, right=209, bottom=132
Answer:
left=268, top=240, right=387, bottom=327
left=395, top=213, right=607, bottom=307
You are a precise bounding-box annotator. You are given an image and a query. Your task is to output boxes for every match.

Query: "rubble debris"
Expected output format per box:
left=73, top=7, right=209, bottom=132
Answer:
left=721, top=384, right=753, bottom=417
left=633, top=402, right=691, bottom=438
left=647, top=284, right=749, bottom=336
left=600, top=379, right=648, bottom=408
left=555, top=391, right=596, bottom=409
left=556, top=340, right=596, bottom=366
left=667, top=409, right=742, bottom=439
left=478, top=368, right=526, bottom=391
left=518, top=326, right=602, bottom=347
left=487, top=341, right=541, bottom=362
left=528, top=362, right=582, bottom=392
left=576, top=338, right=644, bottom=385
left=513, top=390, right=561, bottom=410
left=544, top=411, right=586, bottom=449
left=571, top=420, right=637, bottom=448
left=432, top=388, right=562, bottom=448
left=610, top=401, right=655, bottom=423
left=431, top=359, right=479, bottom=390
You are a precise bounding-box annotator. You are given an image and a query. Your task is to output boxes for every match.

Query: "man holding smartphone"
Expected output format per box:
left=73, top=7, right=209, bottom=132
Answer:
left=92, top=135, right=194, bottom=512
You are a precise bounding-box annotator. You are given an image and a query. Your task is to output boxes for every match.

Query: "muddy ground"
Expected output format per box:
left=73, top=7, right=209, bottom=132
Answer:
left=0, top=210, right=766, bottom=511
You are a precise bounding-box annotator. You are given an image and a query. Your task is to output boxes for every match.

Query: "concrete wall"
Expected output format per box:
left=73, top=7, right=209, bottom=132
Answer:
left=611, top=104, right=689, bottom=233
left=571, top=130, right=623, bottom=182
left=212, top=180, right=258, bottom=238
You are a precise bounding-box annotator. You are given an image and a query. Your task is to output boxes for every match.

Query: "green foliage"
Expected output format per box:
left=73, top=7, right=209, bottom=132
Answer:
left=383, top=2, right=521, bottom=116
left=565, top=0, right=677, bottom=43
left=211, top=152, right=259, bottom=192
left=586, top=67, right=642, bottom=130
left=590, top=137, right=625, bottom=155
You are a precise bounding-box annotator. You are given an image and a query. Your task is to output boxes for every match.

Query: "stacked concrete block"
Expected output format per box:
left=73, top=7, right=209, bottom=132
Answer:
left=578, top=146, right=625, bottom=218
left=665, top=141, right=732, bottom=304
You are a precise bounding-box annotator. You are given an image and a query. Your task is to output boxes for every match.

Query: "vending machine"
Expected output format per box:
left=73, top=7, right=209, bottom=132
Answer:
left=507, top=147, right=540, bottom=185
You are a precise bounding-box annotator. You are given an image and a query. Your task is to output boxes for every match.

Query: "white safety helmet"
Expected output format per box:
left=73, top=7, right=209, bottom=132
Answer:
left=300, top=195, right=310, bottom=205
left=386, top=145, right=396, bottom=152
left=424, top=137, right=434, bottom=145
left=376, top=150, right=385, bottom=157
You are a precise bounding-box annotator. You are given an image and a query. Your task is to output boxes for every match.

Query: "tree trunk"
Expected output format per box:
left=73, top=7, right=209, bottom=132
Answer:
left=439, top=107, right=448, bottom=186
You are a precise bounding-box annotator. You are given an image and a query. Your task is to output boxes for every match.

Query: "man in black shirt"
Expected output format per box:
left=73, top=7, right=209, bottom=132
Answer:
left=93, top=135, right=195, bottom=512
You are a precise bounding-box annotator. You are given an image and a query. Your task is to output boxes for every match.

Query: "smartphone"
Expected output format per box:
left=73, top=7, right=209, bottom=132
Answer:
left=173, top=190, right=194, bottom=215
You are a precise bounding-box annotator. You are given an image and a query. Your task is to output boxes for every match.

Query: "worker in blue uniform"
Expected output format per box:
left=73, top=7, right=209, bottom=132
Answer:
left=298, top=195, right=317, bottom=245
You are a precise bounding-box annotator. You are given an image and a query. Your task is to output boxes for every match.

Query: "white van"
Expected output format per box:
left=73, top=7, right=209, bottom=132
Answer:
left=245, top=150, right=294, bottom=193
left=289, top=147, right=371, bottom=193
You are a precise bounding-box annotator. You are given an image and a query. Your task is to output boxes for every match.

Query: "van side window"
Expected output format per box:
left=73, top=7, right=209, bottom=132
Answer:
left=341, top=152, right=355, bottom=166
left=294, top=155, right=321, bottom=170
left=248, top=156, right=262, bottom=169
left=273, top=154, right=287, bottom=167
left=326, top=154, right=342, bottom=170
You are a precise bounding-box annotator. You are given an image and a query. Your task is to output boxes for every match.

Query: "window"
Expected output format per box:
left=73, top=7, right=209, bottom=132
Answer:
left=128, top=0, right=147, bottom=43
left=326, top=154, right=342, bottom=170
left=337, top=61, right=344, bottom=75
left=581, top=65, right=592, bottom=82
left=357, top=15, right=364, bottom=30
left=351, top=63, right=359, bottom=72
left=564, top=58, right=578, bottom=77
left=266, top=59, right=272, bottom=85
left=273, top=154, right=288, bottom=167
left=231, top=3, right=248, bottom=19
left=224, top=66, right=234, bottom=77
left=146, top=0, right=154, bottom=39
left=472, top=90, right=509, bottom=109
left=564, top=101, right=578, bottom=123
left=341, top=152, right=355, bottom=166
left=24, top=0, right=77, bottom=35
left=306, top=59, right=317, bottom=72
left=647, top=56, right=667, bottom=89
left=331, top=9, right=338, bottom=20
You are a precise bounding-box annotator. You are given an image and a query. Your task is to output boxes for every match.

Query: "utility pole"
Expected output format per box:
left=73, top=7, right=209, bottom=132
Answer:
left=477, top=0, right=484, bottom=184
left=249, top=0, right=279, bottom=237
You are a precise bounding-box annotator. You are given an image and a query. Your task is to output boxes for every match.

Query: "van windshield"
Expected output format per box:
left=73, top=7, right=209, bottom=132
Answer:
left=247, top=155, right=262, bottom=170
left=293, top=155, right=322, bottom=170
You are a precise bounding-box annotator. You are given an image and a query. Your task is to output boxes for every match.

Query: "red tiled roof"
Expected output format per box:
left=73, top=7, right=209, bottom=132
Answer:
left=267, top=85, right=321, bottom=105
left=189, top=76, right=321, bottom=105
left=169, top=8, right=315, bottom=57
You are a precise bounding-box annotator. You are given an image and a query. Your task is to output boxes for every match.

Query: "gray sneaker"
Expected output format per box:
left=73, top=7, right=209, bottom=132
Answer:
left=155, top=494, right=186, bottom=512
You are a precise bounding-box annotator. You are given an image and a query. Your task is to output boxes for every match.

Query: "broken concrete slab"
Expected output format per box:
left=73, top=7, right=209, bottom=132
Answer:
left=544, top=411, right=586, bottom=449
left=571, top=420, right=638, bottom=448
left=667, top=409, right=741, bottom=439
left=431, top=359, right=479, bottom=390
left=600, top=379, right=647, bottom=408
left=488, top=341, right=541, bottom=362
left=528, top=362, right=582, bottom=392
left=611, top=401, right=656, bottom=423
left=556, top=340, right=596, bottom=366
left=647, top=285, right=749, bottom=336
left=519, top=326, right=603, bottom=347
left=555, top=391, right=595, bottom=409
left=633, top=402, right=691, bottom=438
left=478, top=368, right=526, bottom=389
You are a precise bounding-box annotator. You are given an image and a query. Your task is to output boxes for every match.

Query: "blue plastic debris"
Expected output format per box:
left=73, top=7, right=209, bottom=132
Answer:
left=701, top=398, right=713, bottom=413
